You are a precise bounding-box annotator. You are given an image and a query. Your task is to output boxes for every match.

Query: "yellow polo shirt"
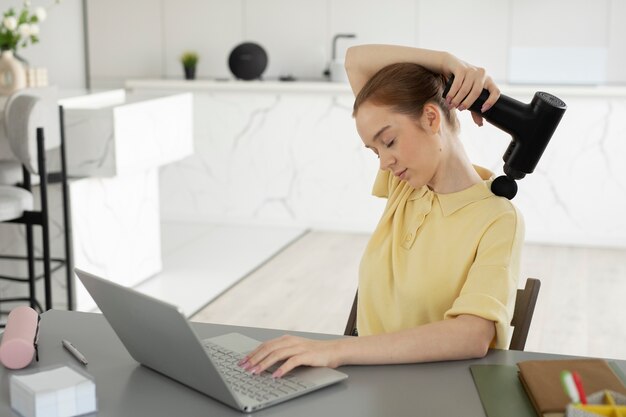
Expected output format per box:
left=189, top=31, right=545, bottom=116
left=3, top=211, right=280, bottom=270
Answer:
left=357, top=167, right=524, bottom=349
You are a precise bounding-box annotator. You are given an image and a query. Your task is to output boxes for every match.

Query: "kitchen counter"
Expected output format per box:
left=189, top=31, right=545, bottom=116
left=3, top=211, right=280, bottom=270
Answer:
left=126, top=78, right=626, bottom=98
left=126, top=79, right=354, bottom=94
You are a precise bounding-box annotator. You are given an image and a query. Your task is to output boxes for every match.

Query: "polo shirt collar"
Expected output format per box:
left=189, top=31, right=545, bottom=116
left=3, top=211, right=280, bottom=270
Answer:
left=413, top=166, right=495, bottom=216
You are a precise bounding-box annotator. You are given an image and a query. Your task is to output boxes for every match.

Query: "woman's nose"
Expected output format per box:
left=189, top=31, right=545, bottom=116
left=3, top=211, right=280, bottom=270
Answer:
left=379, top=152, right=395, bottom=171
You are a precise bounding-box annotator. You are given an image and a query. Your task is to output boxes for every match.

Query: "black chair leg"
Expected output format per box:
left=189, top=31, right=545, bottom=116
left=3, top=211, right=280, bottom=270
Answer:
left=37, top=128, right=53, bottom=311
left=25, top=224, right=36, bottom=310
left=59, top=105, right=74, bottom=310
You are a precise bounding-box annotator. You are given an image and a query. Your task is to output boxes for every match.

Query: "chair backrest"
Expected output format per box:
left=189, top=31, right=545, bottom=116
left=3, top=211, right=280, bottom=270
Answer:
left=2, top=86, right=60, bottom=174
left=4, top=94, right=43, bottom=174
left=343, top=278, right=541, bottom=351
left=344, top=290, right=358, bottom=336
left=509, top=278, right=541, bottom=351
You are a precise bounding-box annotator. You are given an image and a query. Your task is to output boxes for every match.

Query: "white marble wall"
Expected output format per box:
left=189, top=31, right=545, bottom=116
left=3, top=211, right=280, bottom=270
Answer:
left=158, top=87, right=384, bottom=231
left=132, top=81, right=626, bottom=248
left=70, top=170, right=163, bottom=311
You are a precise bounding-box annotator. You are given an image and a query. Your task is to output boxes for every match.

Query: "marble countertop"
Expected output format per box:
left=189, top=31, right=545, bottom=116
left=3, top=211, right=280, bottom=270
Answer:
left=125, top=78, right=626, bottom=98
left=125, top=78, right=354, bottom=94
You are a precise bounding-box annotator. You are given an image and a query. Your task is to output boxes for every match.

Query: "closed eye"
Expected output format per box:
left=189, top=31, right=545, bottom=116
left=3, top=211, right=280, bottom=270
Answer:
left=364, top=145, right=380, bottom=159
left=385, top=138, right=395, bottom=148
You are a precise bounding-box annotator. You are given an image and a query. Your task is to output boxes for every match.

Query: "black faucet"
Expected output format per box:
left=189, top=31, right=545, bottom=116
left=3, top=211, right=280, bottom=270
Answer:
left=332, top=33, right=356, bottom=60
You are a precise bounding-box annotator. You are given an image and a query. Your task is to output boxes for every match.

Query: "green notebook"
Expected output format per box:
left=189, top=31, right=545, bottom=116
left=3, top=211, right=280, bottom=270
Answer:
left=470, top=365, right=537, bottom=417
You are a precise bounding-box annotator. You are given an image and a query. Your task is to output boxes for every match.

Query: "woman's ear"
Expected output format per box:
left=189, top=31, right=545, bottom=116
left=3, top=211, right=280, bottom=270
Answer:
left=421, top=103, right=441, bottom=134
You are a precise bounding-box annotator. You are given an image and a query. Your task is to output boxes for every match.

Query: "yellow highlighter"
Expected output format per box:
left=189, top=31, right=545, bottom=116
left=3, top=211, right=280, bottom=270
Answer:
left=571, top=390, right=626, bottom=417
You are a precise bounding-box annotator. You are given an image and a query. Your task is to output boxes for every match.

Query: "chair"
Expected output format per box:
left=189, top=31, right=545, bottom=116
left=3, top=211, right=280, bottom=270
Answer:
left=0, top=87, right=75, bottom=313
left=343, top=278, right=541, bottom=351
left=0, top=160, right=22, bottom=185
left=0, top=94, right=54, bottom=317
left=509, top=278, right=541, bottom=351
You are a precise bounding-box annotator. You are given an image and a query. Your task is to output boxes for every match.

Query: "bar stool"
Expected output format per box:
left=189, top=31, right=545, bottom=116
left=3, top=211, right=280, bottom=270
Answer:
left=0, top=94, right=54, bottom=320
left=0, top=160, right=21, bottom=185
left=0, top=87, right=74, bottom=314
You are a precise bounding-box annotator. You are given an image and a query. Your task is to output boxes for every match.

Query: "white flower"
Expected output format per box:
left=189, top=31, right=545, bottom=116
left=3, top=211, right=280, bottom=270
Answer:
left=18, top=23, right=31, bottom=37
left=35, top=7, right=47, bottom=22
left=3, top=16, right=18, bottom=31
left=29, top=24, right=40, bottom=36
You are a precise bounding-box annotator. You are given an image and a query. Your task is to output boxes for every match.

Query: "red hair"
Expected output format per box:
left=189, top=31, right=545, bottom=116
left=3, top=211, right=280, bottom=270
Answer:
left=353, top=63, right=459, bottom=131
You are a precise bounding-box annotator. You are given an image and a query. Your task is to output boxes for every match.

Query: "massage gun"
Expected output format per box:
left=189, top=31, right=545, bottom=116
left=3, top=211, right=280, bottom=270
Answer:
left=443, top=76, right=567, bottom=199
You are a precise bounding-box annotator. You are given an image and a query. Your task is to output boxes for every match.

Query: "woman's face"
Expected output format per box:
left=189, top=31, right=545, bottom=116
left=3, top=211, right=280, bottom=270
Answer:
left=355, top=101, right=443, bottom=190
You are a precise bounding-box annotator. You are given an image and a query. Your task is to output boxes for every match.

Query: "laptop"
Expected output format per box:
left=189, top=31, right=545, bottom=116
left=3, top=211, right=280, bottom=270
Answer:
left=75, top=268, right=348, bottom=413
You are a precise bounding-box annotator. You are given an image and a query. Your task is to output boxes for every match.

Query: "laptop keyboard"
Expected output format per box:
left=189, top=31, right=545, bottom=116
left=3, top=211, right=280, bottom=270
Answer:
left=203, top=340, right=314, bottom=402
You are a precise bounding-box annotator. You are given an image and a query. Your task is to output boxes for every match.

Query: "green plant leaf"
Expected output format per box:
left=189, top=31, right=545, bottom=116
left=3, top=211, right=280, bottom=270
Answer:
left=18, top=9, right=29, bottom=24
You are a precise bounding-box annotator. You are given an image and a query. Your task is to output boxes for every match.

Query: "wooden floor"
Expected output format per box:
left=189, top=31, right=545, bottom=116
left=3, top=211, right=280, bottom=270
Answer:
left=192, top=231, right=626, bottom=360
left=193, top=231, right=364, bottom=334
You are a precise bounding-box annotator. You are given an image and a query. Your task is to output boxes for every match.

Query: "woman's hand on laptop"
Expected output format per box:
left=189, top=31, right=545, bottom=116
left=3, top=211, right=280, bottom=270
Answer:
left=238, top=335, right=343, bottom=378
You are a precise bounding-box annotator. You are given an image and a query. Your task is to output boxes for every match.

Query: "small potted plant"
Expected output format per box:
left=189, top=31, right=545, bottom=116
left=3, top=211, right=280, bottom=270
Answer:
left=180, top=51, right=198, bottom=80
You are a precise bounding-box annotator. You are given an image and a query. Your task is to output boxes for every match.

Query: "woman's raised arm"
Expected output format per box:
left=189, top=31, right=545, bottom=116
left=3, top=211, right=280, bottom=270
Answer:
left=344, top=44, right=500, bottom=117
left=344, top=44, right=447, bottom=95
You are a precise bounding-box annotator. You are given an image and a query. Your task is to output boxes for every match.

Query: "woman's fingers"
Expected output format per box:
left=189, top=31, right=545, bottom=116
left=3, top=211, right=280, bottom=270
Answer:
left=240, top=335, right=309, bottom=374
left=253, top=345, right=303, bottom=375
left=273, top=354, right=308, bottom=378
left=458, top=69, right=486, bottom=110
left=240, top=335, right=295, bottom=368
left=448, top=67, right=482, bottom=108
left=238, top=335, right=339, bottom=378
left=445, top=72, right=465, bottom=107
left=481, top=77, right=500, bottom=113
left=447, top=68, right=500, bottom=124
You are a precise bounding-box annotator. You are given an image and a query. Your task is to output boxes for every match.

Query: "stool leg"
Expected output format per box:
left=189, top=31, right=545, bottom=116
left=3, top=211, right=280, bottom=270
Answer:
left=41, top=218, right=52, bottom=311
left=37, top=128, right=52, bottom=311
left=25, top=224, right=37, bottom=310
left=59, top=106, right=74, bottom=310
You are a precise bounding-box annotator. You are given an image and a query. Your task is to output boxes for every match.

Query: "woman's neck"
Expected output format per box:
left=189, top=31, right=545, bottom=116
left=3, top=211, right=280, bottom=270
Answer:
left=427, top=134, right=482, bottom=194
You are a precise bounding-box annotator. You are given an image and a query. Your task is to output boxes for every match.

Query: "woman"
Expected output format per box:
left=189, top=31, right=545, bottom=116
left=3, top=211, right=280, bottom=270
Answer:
left=238, top=45, right=524, bottom=378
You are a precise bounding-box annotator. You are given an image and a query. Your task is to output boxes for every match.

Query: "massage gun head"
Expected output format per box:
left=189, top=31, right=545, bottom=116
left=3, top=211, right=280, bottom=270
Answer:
left=442, top=76, right=567, bottom=199
left=491, top=175, right=518, bottom=200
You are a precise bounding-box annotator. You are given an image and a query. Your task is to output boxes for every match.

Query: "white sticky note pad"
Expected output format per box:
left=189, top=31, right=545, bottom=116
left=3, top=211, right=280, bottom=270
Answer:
left=10, top=366, right=97, bottom=417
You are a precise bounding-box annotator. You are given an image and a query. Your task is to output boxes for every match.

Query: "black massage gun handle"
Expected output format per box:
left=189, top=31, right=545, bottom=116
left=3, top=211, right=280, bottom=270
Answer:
left=443, top=76, right=567, bottom=178
left=442, top=76, right=529, bottom=137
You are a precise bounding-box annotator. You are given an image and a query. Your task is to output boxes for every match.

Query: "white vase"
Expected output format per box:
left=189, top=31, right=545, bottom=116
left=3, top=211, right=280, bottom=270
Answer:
left=0, top=50, right=27, bottom=96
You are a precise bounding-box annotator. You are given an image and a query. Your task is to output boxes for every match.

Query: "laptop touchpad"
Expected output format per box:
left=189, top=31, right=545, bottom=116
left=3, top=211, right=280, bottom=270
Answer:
left=205, top=333, right=261, bottom=355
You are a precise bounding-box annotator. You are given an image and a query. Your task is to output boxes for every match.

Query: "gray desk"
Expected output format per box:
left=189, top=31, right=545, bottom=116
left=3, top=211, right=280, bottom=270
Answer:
left=2, top=310, right=625, bottom=416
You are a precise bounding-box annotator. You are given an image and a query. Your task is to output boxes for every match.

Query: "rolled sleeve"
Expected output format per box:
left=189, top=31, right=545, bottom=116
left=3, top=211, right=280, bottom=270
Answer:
left=444, top=208, right=524, bottom=349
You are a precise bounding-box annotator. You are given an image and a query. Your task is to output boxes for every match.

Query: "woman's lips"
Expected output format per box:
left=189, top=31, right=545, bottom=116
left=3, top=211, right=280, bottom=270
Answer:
left=395, top=169, right=407, bottom=180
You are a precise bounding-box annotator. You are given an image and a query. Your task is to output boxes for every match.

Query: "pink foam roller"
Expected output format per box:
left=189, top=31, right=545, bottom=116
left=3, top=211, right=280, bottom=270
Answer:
left=0, top=306, right=39, bottom=369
